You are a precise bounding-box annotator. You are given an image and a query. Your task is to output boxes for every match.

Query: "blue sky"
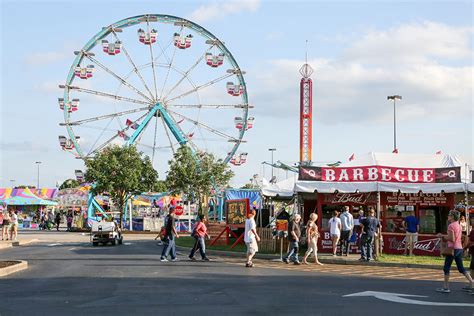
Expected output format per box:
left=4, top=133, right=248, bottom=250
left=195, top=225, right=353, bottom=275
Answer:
left=0, top=0, right=472, bottom=188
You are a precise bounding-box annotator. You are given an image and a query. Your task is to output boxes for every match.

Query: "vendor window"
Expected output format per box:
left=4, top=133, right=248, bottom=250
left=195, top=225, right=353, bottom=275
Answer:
left=419, top=207, right=449, bottom=234
left=383, top=205, right=413, bottom=233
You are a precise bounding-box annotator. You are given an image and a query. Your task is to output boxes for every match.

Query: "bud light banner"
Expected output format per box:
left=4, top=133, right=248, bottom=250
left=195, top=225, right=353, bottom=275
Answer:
left=299, top=166, right=461, bottom=183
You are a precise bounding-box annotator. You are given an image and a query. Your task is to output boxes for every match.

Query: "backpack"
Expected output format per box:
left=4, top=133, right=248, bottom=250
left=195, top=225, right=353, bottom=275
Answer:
left=191, top=222, right=199, bottom=238
left=160, top=216, right=169, bottom=238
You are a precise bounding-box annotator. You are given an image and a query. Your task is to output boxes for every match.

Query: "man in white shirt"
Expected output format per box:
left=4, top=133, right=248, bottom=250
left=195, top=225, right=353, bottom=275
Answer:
left=244, top=209, right=260, bottom=268
left=328, top=210, right=342, bottom=256
left=338, top=206, right=354, bottom=256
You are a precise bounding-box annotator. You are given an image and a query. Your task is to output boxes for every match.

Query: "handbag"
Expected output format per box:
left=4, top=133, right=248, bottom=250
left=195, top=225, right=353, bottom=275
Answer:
left=440, top=239, right=454, bottom=256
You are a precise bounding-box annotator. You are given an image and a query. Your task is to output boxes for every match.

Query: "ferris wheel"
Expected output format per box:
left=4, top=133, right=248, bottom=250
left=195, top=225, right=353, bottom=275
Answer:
left=58, top=14, right=253, bottom=173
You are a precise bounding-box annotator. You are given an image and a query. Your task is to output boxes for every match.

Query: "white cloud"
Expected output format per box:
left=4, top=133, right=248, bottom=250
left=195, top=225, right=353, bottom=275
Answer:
left=188, top=0, right=260, bottom=23
left=24, top=42, right=80, bottom=66
left=345, top=21, right=473, bottom=64
left=0, top=141, right=50, bottom=153
left=24, top=51, right=67, bottom=66
left=250, top=21, right=473, bottom=125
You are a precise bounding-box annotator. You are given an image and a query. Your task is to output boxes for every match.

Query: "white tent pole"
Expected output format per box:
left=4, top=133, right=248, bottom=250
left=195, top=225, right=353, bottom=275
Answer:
left=465, top=163, right=470, bottom=236
left=376, top=183, right=381, bottom=258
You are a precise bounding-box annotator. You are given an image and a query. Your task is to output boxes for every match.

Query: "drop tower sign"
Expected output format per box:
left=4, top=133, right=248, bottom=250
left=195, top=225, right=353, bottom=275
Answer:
left=299, top=62, right=313, bottom=165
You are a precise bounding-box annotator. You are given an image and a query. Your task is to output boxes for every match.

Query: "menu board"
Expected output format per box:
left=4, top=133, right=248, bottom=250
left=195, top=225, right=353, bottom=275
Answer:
left=226, top=199, right=250, bottom=226
left=382, top=192, right=452, bottom=207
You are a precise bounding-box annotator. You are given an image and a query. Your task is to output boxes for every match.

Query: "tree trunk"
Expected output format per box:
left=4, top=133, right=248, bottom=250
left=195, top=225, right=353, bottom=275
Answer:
left=118, top=192, right=125, bottom=229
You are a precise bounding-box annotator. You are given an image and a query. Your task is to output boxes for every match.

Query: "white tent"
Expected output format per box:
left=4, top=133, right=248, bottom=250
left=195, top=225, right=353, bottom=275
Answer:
left=261, top=177, right=296, bottom=198
left=295, top=152, right=470, bottom=194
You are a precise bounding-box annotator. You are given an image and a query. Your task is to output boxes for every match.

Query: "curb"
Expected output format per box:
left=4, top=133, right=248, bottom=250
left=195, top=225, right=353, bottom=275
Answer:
left=0, top=261, right=28, bottom=277
left=16, top=239, right=39, bottom=246
left=176, top=246, right=442, bottom=270
left=0, top=239, right=39, bottom=249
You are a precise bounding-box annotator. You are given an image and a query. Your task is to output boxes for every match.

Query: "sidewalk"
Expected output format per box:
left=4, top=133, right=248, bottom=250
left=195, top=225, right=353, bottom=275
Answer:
left=176, top=245, right=444, bottom=270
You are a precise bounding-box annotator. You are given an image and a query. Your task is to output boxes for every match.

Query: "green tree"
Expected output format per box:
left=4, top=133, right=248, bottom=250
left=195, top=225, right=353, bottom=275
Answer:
left=166, top=146, right=234, bottom=211
left=84, top=145, right=159, bottom=227
left=152, top=180, right=168, bottom=193
left=59, top=179, right=79, bottom=190
left=240, top=183, right=257, bottom=189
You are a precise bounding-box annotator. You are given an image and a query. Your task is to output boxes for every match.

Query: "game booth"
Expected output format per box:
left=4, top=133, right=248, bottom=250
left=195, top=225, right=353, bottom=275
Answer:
left=294, top=152, right=472, bottom=256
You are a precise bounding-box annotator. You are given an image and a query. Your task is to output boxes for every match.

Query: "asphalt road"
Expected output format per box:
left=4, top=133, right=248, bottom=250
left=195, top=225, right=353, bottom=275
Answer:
left=0, top=232, right=473, bottom=316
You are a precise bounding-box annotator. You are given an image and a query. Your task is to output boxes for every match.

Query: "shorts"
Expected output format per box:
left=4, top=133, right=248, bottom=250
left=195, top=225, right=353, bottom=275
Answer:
left=246, top=240, right=258, bottom=255
left=406, top=232, right=418, bottom=244
left=331, top=234, right=340, bottom=239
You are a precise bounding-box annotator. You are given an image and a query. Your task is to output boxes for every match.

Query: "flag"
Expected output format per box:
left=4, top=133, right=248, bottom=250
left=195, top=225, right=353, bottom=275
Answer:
left=348, top=153, right=355, bottom=161
left=435, top=150, right=442, bottom=155
left=118, top=131, right=129, bottom=140
left=188, top=133, right=194, bottom=138
left=392, top=148, right=398, bottom=154
left=126, top=119, right=139, bottom=129
left=177, top=118, right=184, bottom=124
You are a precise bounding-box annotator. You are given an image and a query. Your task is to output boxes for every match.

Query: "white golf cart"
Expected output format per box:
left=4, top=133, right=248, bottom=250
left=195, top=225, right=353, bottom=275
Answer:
left=91, top=219, right=123, bottom=246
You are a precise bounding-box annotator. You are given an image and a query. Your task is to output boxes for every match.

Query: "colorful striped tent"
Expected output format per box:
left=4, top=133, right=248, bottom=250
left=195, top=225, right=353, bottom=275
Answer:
left=0, top=188, right=58, bottom=206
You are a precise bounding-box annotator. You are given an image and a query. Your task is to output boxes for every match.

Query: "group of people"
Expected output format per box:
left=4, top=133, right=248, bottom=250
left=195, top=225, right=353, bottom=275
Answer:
left=156, top=204, right=474, bottom=296
left=159, top=207, right=211, bottom=263
left=39, top=211, right=74, bottom=231
left=1, top=209, right=18, bottom=241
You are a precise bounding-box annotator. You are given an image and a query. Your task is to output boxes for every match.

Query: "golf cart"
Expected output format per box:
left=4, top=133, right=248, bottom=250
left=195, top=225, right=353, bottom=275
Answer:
left=91, top=219, right=123, bottom=246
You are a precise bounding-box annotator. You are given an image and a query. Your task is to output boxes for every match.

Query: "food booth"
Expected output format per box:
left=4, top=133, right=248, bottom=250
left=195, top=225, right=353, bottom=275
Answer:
left=295, top=152, right=471, bottom=256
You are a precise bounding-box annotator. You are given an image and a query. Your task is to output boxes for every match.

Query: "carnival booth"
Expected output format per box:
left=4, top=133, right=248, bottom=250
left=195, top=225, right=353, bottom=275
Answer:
left=56, top=187, right=91, bottom=229
left=0, top=188, right=58, bottom=229
left=295, top=152, right=470, bottom=256
left=261, top=176, right=297, bottom=225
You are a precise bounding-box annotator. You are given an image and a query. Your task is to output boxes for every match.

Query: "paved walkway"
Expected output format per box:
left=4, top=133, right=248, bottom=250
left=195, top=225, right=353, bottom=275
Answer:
left=221, top=258, right=468, bottom=283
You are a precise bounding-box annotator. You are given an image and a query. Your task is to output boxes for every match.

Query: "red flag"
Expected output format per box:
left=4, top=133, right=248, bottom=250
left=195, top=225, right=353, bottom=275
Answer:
left=392, top=148, right=398, bottom=154
left=348, top=153, right=355, bottom=161
left=435, top=150, right=442, bottom=155
left=188, top=133, right=194, bottom=138
left=126, top=119, right=133, bottom=127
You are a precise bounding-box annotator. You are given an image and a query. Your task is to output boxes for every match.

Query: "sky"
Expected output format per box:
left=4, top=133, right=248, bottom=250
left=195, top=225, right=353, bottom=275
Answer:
left=0, top=0, right=472, bottom=188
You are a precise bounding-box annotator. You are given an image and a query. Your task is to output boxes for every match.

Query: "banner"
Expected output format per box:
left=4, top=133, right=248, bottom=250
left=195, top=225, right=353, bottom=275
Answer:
left=299, top=166, right=461, bottom=183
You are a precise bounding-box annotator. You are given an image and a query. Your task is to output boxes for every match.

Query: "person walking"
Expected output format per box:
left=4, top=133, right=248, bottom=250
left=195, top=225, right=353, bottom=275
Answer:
left=55, top=212, right=61, bottom=231
left=339, top=206, right=354, bottom=256
left=189, top=214, right=210, bottom=261
left=2, top=209, right=10, bottom=241
left=403, top=210, right=419, bottom=256
left=66, top=212, right=73, bottom=231
left=160, top=207, right=180, bottom=262
left=357, top=209, right=366, bottom=259
left=244, top=209, right=260, bottom=268
left=463, top=223, right=474, bottom=293
left=460, top=215, right=467, bottom=234
left=436, top=210, right=473, bottom=293
left=283, top=214, right=302, bottom=265
left=359, top=207, right=380, bottom=261
left=9, top=210, right=18, bottom=241
left=303, top=213, right=323, bottom=265
left=328, top=211, right=342, bottom=256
